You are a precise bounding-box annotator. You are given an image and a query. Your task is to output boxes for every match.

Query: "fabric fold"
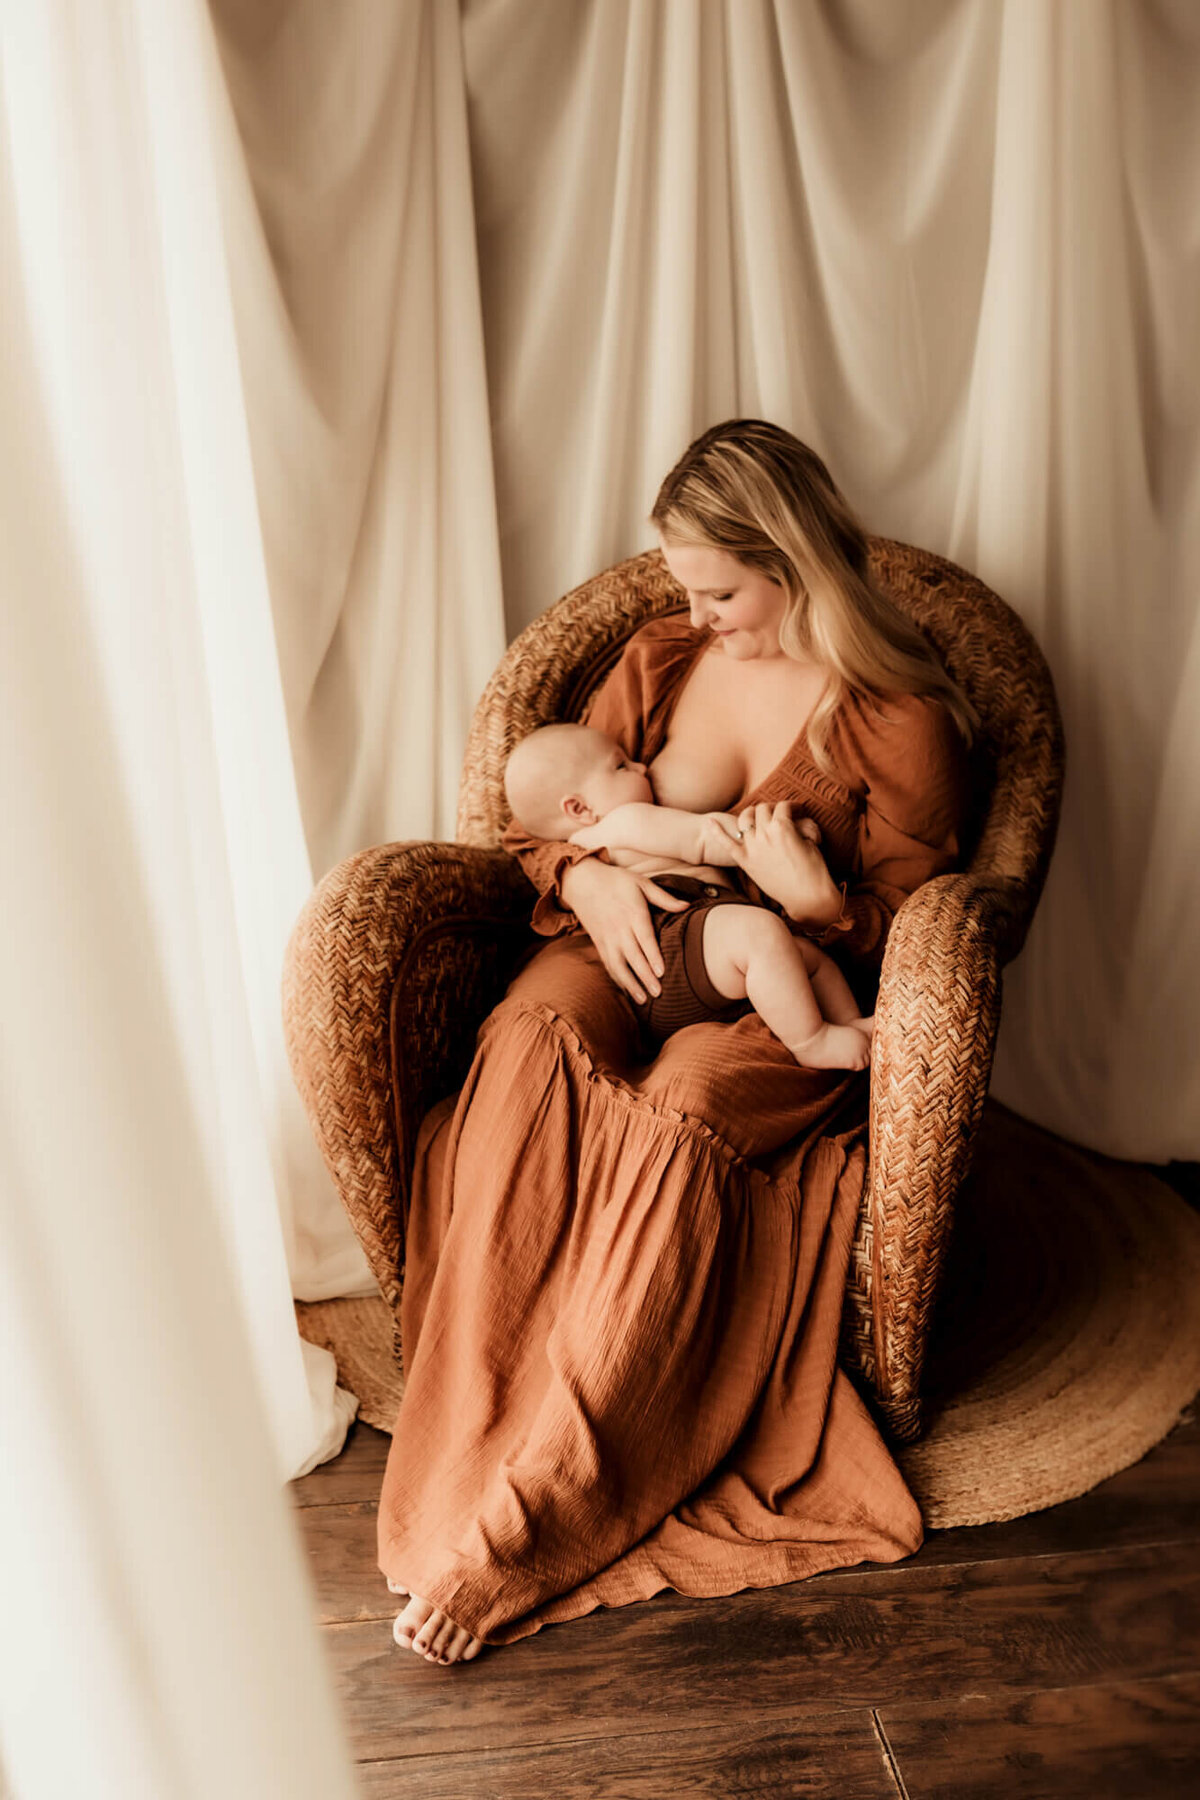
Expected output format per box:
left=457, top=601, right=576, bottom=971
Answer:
left=379, top=961, right=920, bottom=1644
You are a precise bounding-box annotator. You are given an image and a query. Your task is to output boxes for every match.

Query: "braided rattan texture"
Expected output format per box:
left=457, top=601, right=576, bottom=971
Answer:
left=282, top=842, right=533, bottom=1367
left=457, top=549, right=690, bottom=846
left=285, top=538, right=1063, bottom=1440
left=852, top=543, right=1063, bottom=1435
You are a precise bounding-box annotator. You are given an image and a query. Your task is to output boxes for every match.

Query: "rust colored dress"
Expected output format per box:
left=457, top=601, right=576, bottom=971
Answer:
left=377, top=616, right=970, bottom=1645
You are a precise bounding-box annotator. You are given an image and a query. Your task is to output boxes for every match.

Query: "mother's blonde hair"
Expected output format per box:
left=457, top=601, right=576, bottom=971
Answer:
left=650, top=419, right=978, bottom=774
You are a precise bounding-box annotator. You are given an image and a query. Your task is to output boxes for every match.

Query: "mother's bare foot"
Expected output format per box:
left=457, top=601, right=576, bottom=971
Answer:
left=393, top=1594, right=484, bottom=1665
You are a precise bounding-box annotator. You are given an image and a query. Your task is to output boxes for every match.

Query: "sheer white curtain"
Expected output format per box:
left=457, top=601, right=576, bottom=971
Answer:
left=461, top=0, right=1200, bottom=1159
left=0, top=3, right=360, bottom=1788
left=2, top=0, right=501, bottom=1791
left=1, top=0, right=368, bottom=1491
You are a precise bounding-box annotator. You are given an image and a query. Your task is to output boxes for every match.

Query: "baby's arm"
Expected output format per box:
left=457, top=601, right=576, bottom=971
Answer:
left=569, top=803, right=742, bottom=865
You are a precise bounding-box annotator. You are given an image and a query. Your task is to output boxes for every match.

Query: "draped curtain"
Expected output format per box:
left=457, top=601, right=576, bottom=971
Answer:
left=0, top=4, right=366, bottom=1786
left=210, top=0, right=1200, bottom=1167
left=212, top=0, right=506, bottom=876
left=3, top=1, right=1197, bottom=1793
left=460, top=0, right=1200, bottom=1159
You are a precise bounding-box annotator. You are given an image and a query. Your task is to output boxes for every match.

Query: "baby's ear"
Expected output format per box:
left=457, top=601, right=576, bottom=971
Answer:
left=562, top=794, right=594, bottom=823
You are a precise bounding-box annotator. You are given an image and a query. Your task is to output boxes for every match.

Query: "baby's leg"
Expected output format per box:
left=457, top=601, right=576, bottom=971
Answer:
left=702, top=907, right=871, bottom=1071
left=793, top=937, right=874, bottom=1039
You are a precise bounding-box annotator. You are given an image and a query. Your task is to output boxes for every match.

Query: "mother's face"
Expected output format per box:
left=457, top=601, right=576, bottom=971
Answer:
left=658, top=536, right=789, bottom=661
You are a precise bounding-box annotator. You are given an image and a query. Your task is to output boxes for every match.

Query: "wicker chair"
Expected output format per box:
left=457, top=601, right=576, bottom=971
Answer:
left=282, top=538, right=1064, bottom=1441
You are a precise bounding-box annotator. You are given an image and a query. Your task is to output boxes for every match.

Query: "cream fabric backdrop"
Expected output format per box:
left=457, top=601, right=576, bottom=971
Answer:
left=212, top=0, right=508, bottom=875
left=461, top=0, right=1200, bottom=1159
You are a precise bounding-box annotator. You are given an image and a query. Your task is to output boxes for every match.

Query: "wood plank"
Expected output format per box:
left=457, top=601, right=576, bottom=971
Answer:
left=300, top=1502, right=385, bottom=1622
left=291, top=1420, right=391, bottom=1509
left=298, top=1420, right=1200, bottom=1630
left=314, top=1542, right=1200, bottom=1763
left=880, top=1672, right=1200, bottom=1800
left=296, top=1415, right=1200, bottom=1625
left=353, top=1712, right=897, bottom=1799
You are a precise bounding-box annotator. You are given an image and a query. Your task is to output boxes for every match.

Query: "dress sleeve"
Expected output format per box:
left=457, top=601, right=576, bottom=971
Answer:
left=499, top=630, right=659, bottom=937
left=813, top=693, right=972, bottom=972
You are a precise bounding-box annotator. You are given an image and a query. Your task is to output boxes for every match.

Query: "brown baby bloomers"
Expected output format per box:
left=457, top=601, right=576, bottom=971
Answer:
left=634, top=873, right=763, bottom=1045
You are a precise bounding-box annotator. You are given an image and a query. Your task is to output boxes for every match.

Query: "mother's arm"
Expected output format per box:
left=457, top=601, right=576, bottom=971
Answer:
left=729, top=801, right=846, bottom=928
left=730, top=695, right=970, bottom=974
left=812, top=694, right=972, bottom=973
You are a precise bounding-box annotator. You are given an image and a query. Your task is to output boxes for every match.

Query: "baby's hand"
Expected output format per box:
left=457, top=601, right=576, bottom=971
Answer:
left=699, top=812, right=745, bottom=865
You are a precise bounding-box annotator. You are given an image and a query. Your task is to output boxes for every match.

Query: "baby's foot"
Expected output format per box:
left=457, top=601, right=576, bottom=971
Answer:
left=789, top=1021, right=872, bottom=1071
left=855, top=1013, right=875, bottom=1042
left=393, top=1594, right=485, bottom=1666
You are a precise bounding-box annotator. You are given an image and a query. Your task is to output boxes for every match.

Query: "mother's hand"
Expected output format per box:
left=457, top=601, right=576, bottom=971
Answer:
left=558, top=857, right=688, bottom=1005
left=730, top=801, right=844, bottom=928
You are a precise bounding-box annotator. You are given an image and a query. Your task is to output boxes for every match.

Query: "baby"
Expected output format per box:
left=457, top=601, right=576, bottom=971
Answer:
left=504, top=722, right=873, bottom=1070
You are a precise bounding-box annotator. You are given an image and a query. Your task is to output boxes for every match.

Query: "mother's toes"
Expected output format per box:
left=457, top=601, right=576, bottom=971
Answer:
left=392, top=1593, right=485, bottom=1665
left=424, top=1619, right=485, bottom=1666
left=448, top=1624, right=484, bottom=1664
left=422, top=1613, right=458, bottom=1663
left=393, top=1595, right=434, bottom=1648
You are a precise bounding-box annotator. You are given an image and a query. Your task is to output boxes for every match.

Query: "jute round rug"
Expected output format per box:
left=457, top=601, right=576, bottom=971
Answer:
left=295, top=1100, right=1200, bottom=1530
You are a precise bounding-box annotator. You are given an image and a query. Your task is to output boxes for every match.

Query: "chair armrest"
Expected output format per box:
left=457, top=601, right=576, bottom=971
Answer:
left=282, top=843, right=534, bottom=1320
left=849, top=871, right=1006, bottom=1441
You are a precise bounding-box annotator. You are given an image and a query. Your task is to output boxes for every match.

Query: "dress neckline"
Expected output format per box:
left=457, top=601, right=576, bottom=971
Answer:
left=648, top=625, right=855, bottom=811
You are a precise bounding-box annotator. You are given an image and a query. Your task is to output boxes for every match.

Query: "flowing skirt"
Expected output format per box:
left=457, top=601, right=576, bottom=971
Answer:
left=376, top=933, right=922, bottom=1644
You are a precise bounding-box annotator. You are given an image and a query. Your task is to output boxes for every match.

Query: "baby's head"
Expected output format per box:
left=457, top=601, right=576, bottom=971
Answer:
left=504, top=724, right=653, bottom=839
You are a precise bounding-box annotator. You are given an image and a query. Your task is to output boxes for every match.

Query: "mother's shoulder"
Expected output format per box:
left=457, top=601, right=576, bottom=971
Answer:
left=831, top=687, right=968, bottom=788
left=838, top=684, right=959, bottom=735
left=613, top=611, right=707, bottom=683
left=624, top=611, right=706, bottom=654
left=584, top=611, right=706, bottom=737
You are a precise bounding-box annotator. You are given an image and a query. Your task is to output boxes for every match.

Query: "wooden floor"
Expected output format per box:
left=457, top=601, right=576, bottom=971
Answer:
left=292, top=1406, right=1200, bottom=1798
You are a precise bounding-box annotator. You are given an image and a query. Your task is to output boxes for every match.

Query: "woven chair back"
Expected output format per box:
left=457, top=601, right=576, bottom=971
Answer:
left=458, top=539, right=1063, bottom=958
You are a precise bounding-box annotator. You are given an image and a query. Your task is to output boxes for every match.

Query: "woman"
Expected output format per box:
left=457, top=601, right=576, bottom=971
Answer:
left=379, top=419, right=976, bottom=1667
